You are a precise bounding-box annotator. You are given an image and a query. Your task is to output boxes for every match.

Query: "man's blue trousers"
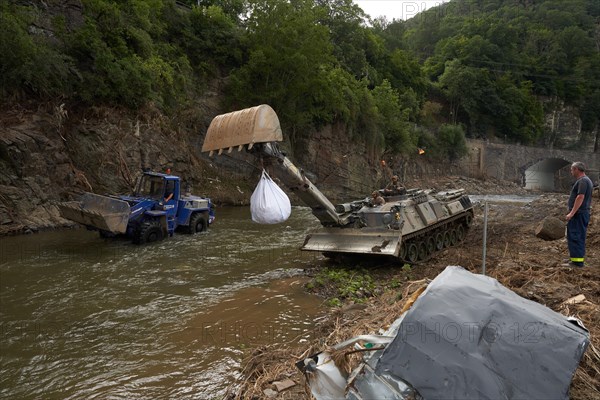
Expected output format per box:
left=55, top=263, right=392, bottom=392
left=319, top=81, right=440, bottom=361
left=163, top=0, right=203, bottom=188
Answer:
left=567, top=211, right=590, bottom=266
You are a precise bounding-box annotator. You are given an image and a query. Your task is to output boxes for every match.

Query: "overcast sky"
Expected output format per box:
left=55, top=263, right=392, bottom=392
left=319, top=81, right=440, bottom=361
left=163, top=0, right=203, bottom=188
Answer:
left=354, top=0, right=450, bottom=21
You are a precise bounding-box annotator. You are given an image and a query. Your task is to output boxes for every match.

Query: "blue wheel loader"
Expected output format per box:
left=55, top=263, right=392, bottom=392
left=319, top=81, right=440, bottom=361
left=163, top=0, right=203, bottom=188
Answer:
left=58, top=171, right=215, bottom=244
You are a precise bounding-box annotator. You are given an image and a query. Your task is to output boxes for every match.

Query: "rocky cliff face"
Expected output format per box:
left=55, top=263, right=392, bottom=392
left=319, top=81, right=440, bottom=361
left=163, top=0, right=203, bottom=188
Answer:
left=0, top=99, right=388, bottom=235
left=0, top=93, right=246, bottom=235
left=541, top=97, right=598, bottom=152
left=1, top=110, right=70, bottom=234
left=293, top=123, right=384, bottom=202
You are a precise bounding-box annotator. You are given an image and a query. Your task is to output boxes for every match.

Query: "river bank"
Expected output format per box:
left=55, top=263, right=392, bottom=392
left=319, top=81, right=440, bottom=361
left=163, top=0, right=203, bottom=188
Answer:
left=227, top=192, right=600, bottom=400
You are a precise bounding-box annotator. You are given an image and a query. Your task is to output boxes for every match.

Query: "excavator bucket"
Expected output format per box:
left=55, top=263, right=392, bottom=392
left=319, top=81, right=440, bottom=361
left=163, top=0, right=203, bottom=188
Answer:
left=57, top=193, right=131, bottom=234
left=202, top=104, right=283, bottom=156
left=302, top=229, right=402, bottom=257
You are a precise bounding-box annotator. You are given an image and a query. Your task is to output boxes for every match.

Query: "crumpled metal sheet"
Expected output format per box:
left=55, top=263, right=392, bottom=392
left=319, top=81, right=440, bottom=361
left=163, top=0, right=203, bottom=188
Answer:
left=375, top=266, right=589, bottom=400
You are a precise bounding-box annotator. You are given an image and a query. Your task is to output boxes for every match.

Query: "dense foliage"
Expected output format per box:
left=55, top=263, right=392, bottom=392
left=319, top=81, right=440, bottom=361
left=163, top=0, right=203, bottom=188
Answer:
left=404, top=0, right=599, bottom=147
left=1, top=0, right=598, bottom=153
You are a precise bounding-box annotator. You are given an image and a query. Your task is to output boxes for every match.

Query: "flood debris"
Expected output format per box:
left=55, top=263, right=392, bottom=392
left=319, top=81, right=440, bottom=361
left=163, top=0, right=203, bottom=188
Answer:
left=227, top=192, right=599, bottom=400
left=298, top=266, right=590, bottom=400
left=272, top=379, right=296, bottom=392
left=563, top=294, right=587, bottom=305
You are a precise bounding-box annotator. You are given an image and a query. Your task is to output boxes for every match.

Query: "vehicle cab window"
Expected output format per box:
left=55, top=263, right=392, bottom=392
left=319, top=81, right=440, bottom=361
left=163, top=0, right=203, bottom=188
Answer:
left=164, top=180, right=176, bottom=203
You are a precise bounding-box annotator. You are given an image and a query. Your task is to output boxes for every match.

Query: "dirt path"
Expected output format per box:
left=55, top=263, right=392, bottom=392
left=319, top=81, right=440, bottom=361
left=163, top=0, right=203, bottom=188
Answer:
left=227, top=189, right=600, bottom=399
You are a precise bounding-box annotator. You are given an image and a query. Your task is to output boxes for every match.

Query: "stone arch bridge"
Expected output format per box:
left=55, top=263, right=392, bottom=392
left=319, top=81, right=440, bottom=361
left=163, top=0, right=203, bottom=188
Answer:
left=462, top=140, right=600, bottom=191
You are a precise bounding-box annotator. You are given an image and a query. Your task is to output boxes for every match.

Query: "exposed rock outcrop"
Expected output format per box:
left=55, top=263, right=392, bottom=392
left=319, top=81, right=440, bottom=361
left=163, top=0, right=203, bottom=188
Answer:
left=0, top=97, right=235, bottom=235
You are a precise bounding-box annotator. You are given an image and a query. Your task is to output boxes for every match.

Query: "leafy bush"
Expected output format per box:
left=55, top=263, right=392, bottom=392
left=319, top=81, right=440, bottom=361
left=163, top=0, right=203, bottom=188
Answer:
left=437, top=124, right=468, bottom=160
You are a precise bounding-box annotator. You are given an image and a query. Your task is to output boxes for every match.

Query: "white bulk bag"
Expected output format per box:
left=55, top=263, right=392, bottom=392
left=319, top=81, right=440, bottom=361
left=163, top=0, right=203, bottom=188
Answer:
left=250, top=170, right=291, bottom=224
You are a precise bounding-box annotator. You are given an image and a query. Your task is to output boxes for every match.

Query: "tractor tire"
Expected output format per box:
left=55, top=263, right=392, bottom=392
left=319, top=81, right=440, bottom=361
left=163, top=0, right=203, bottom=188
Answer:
left=133, top=220, right=164, bottom=245
left=189, top=213, right=208, bottom=234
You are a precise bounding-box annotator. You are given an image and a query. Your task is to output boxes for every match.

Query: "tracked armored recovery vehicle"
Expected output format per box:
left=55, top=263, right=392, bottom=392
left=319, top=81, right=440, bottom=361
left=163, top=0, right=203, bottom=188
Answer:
left=202, top=105, right=473, bottom=263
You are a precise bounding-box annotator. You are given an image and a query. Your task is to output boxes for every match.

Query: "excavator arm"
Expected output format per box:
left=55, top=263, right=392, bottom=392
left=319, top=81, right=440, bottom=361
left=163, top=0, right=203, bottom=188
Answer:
left=203, top=105, right=475, bottom=260
left=202, top=105, right=344, bottom=226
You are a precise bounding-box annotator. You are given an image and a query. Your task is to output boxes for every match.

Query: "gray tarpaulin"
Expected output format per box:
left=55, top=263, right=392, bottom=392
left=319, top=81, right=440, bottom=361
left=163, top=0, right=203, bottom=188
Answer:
left=375, top=266, right=589, bottom=400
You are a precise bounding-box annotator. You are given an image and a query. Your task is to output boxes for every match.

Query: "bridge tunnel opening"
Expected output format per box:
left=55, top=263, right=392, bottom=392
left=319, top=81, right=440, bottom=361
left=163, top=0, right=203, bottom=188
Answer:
left=524, top=158, right=572, bottom=191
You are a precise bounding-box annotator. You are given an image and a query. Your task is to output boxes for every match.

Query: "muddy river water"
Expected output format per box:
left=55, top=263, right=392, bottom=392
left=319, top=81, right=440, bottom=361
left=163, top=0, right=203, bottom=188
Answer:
left=0, top=194, right=542, bottom=398
left=0, top=207, right=325, bottom=399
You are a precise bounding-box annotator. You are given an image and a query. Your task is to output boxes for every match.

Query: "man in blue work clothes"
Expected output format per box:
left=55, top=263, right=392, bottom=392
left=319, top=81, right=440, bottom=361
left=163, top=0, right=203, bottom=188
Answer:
left=562, top=162, right=593, bottom=268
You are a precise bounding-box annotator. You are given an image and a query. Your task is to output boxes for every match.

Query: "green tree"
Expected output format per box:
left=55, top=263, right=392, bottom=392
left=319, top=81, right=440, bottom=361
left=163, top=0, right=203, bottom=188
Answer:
left=195, top=0, right=246, bottom=21
left=437, top=124, right=468, bottom=160
left=0, top=3, right=73, bottom=99
left=180, top=5, right=243, bottom=76
left=385, top=49, right=427, bottom=98
left=437, top=60, right=478, bottom=125
left=227, top=0, right=335, bottom=145
left=371, top=79, right=410, bottom=153
left=494, top=79, right=543, bottom=144
left=404, top=0, right=596, bottom=147
left=62, top=0, right=205, bottom=108
left=315, top=0, right=370, bottom=79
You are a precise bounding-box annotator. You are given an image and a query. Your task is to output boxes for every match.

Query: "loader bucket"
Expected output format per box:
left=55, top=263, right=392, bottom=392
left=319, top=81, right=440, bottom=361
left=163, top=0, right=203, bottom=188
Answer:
left=302, top=229, right=402, bottom=257
left=57, top=193, right=131, bottom=234
left=202, top=104, right=283, bottom=155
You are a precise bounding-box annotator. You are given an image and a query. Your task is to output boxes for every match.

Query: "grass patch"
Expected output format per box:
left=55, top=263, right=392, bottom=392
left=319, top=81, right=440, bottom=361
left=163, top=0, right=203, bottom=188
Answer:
left=307, top=266, right=375, bottom=305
